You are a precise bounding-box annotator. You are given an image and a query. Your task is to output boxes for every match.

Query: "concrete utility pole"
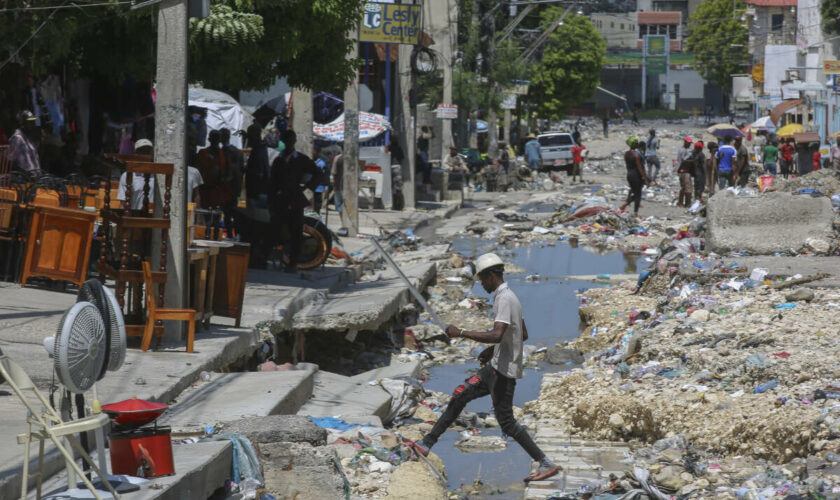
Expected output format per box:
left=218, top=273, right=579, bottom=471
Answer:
left=398, top=43, right=416, bottom=208
left=291, top=88, right=314, bottom=155
left=154, top=0, right=189, bottom=342
left=439, top=0, right=455, bottom=160
left=343, top=35, right=360, bottom=236
left=641, top=35, right=647, bottom=109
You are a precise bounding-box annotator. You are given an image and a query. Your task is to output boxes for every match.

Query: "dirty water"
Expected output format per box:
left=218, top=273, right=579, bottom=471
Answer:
left=425, top=239, right=646, bottom=497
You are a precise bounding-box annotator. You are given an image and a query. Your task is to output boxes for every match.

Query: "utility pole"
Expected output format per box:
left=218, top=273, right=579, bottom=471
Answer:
left=486, top=0, right=499, bottom=160
left=154, top=0, right=189, bottom=342
left=343, top=34, right=360, bottom=236
left=398, top=43, right=415, bottom=208
left=641, top=35, right=647, bottom=110
left=439, top=0, right=455, bottom=161
left=292, top=88, right=314, bottom=155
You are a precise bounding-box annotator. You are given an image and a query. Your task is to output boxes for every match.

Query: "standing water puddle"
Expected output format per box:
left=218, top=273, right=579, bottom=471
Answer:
left=424, top=239, right=646, bottom=498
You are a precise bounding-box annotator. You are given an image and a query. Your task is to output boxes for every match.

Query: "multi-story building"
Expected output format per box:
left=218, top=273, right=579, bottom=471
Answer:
left=589, top=12, right=638, bottom=50
left=745, top=0, right=797, bottom=65
left=636, top=11, right=682, bottom=52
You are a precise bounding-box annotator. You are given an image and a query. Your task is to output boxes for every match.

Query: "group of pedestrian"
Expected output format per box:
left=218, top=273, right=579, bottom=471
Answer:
left=242, top=124, right=329, bottom=271
left=620, top=127, right=756, bottom=216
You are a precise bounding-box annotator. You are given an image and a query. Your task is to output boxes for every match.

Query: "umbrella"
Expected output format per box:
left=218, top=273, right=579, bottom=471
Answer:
left=706, top=123, right=744, bottom=139
left=313, top=111, right=391, bottom=142
left=776, top=123, right=803, bottom=138
left=744, top=116, right=775, bottom=133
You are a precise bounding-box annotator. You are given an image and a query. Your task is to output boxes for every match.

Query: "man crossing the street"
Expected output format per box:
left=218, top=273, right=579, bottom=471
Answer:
left=405, top=253, right=561, bottom=483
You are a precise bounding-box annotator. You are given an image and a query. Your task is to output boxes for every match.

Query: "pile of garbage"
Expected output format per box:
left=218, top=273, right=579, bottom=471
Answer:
left=776, top=168, right=840, bottom=197
left=525, top=274, right=840, bottom=498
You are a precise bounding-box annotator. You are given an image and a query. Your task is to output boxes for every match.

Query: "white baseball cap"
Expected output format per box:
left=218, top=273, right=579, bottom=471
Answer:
left=135, top=139, right=153, bottom=150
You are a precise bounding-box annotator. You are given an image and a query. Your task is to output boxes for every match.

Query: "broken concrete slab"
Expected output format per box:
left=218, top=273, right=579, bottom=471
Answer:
left=349, top=357, right=423, bottom=384
left=706, top=191, right=834, bottom=255
left=39, top=441, right=231, bottom=500
left=290, top=262, right=437, bottom=332
left=298, top=370, right=392, bottom=420
left=219, top=415, right=327, bottom=446
left=161, top=370, right=316, bottom=432
left=259, top=441, right=346, bottom=500
left=391, top=244, right=452, bottom=265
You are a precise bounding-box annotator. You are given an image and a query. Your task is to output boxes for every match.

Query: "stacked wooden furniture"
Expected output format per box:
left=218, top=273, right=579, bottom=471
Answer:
left=97, top=158, right=173, bottom=346
left=0, top=146, right=19, bottom=281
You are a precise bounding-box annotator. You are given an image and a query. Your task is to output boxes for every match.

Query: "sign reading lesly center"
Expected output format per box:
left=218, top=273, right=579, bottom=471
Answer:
left=360, top=2, right=422, bottom=44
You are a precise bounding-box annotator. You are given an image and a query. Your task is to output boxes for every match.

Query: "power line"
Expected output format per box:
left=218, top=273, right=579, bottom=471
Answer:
left=0, top=1, right=131, bottom=13
left=0, top=0, right=69, bottom=73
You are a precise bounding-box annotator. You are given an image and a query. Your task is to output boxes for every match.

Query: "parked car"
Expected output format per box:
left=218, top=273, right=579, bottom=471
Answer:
left=537, top=132, right=574, bottom=171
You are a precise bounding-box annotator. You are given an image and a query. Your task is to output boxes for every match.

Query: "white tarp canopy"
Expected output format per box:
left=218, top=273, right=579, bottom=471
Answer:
left=313, top=111, right=391, bottom=142
left=188, top=88, right=253, bottom=148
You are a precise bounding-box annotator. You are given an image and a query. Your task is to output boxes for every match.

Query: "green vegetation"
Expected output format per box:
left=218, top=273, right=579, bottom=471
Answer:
left=685, top=0, right=748, bottom=93
left=528, top=10, right=606, bottom=119
left=821, top=0, right=840, bottom=35
left=0, top=0, right=363, bottom=92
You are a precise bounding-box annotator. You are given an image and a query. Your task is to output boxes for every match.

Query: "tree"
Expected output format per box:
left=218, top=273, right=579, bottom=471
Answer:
left=190, top=0, right=363, bottom=92
left=528, top=9, right=605, bottom=119
left=821, top=0, right=840, bottom=35
left=686, top=0, right=748, bottom=93
left=0, top=0, right=363, bottom=93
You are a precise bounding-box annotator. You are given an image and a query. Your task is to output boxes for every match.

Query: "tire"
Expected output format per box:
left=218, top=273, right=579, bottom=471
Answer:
left=289, top=215, right=332, bottom=270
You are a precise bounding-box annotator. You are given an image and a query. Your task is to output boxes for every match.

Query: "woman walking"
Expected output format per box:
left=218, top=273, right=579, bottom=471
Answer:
left=620, top=137, right=649, bottom=216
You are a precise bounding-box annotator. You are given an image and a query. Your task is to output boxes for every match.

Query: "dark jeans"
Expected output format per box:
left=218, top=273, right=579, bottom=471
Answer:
left=313, top=191, right=323, bottom=214
left=737, top=166, right=749, bottom=187
left=625, top=170, right=643, bottom=214
left=272, top=207, right=303, bottom=266
left=422, top=364, right=545, bottom=462
left=718, top=170, right=733, bottom=189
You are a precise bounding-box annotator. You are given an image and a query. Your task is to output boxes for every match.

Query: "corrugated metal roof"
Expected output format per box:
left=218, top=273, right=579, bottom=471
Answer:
left=637, top=11, right=681, bottom=24
left=744, top=0, right=796, bottom=6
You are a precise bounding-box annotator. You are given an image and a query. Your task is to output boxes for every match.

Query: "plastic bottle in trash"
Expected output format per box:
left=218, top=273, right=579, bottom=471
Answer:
left=754, top=379, right=778, bottom=394
left=200, top=371, right=211, bottom=382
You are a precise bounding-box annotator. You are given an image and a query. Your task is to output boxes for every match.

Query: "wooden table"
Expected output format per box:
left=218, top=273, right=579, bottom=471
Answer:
left=196, top=241, right=250, bottom=327
left=187, top=246, right=219, bottom=331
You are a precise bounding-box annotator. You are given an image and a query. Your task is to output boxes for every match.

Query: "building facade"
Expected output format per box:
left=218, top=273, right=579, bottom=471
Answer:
left=590, top=12, right=638, bottom=49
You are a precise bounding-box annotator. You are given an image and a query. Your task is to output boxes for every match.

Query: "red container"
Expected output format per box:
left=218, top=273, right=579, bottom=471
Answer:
left=109, top=426, right=175, bottom=478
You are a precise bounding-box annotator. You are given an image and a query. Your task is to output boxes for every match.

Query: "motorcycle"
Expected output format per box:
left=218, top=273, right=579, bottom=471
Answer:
left=233, top=206, right=333, bottom=270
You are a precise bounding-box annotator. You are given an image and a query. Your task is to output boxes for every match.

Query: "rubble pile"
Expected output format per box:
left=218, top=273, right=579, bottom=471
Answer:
left=776, top=168, right=840, bottom=197
left=526, top=275, right=840, bottom=497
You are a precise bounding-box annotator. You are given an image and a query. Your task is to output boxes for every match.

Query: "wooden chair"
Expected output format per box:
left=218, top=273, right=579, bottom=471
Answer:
left=141, top=261, right=196, bottom=352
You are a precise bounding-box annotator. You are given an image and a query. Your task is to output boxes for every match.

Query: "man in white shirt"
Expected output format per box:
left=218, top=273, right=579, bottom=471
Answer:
left=405, top=253, right=560, bottom=483
left=117, top=139, right=155, bottom=211
left=117, top=139, right=204, bottom=209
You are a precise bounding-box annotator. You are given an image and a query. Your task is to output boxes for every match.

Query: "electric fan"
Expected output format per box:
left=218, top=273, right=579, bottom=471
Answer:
left=53, top=301, right=107, bottom=394
left=76, top=279, right=127, bottom=374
